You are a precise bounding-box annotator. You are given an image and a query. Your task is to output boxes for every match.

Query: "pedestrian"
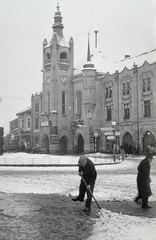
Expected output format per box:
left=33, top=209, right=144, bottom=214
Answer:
left=135, top=153, right=153, bottom=209
left=120, top=147, right=126, bottom=161
left=72, top=155, right=97, bottom=212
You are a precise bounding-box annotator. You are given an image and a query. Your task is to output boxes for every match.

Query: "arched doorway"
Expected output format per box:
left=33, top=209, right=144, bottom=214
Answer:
left=42, top=133, right=49, bottom=153
left=97, top=136, right=103, bottom=152
left=34, top=137, right=39, bottom=146
left=123, top=132, right=133, bottom=154
left=143, top=131, right=155, bottom=152
left=77, top=134, right=84, bottom=153
left=60, top=136, right=67, bottom=154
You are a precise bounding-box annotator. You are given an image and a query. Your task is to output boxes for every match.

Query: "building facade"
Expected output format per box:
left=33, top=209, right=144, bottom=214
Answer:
left=29, top=4, right=156, bottom=154
left=16, top=107, right=31, bottom=150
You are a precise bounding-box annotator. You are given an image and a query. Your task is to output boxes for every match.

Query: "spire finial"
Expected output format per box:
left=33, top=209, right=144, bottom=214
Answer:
left=57, top=0, right=59, bottom=10
left=87, top=32, right=91, bottom=62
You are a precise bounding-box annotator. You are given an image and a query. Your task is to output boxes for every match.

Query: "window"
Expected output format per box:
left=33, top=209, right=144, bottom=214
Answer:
left=144, top=100, right=151, bottom=117
left=35, top=117, right=39, bottom=129
left=123, top=81, right=130, bottom=96
left=124, top=104, right=130, bottom=119
left=106, top=87, right=109, bottom=98
left=105, top=86, right=112, bottom=99
left=60, top=52, right=68, bottom=63
left=22, top=119, right=24, bottom=128
left=109, top=86, right=112, bottom=98
left=143, top=77, right=147, bottom=91
left=35, top=103, right=39, bottom=113
left=147, top=76, right=151, bottom=91
left=143, top=76, right=151, bottom=92
left=76, top=91, right=82, bottom=115
left=123, top=82, right=126, bottom=95
left=127, top=82, right=130, bottom=94
left=27, top=118, right=31, bottom=128
left=106, top=106, right=112, bottom=121
left=62, top=91, right=66, bottom=115
left=47, top=92, right=50, bottom=113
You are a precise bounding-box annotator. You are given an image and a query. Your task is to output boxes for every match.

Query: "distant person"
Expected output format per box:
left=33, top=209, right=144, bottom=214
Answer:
left=72, top=156, right=97, bottom=212
left=135, top=153, right=153, bottom=209
left=120, top=147, right=126, bottom=161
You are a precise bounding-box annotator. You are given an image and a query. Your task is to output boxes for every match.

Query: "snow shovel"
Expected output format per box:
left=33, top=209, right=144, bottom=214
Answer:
left=81, top=176, right=101, bottom=210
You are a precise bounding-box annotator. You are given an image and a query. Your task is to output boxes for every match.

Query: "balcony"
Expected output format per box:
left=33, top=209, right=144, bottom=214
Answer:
left=72, top=120, right=85, bottom=128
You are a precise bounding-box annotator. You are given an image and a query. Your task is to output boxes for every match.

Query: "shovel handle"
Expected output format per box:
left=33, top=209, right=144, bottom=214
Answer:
left=81, top=176, right=101, bottom=209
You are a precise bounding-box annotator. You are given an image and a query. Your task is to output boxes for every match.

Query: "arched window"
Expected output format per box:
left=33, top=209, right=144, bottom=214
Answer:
left=76, top=91, right=82, bottom=115
left=147, top=76, right=151, bottom=91
left=123, top=82, right=126, bottom=95
left=109, top=86, right=112, bottom=98
left=106, top=87, right=109, bottom=98
left=62, top=91, right=66, bottom=115
left=60, top=52, right=68, bottom=63
left=127, top=82, right=130, bottom=94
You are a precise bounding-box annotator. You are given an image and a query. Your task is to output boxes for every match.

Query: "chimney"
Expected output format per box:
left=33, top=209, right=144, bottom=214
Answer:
left=94, top=30, right=98, bottom=48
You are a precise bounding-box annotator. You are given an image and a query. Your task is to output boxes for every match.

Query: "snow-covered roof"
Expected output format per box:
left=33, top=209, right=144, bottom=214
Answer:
left=74, top=48, right=156, bottom=76
left=48, top=33, right=69, bottom=48
left=117, top=48, right=156, bottom=72
left=16, top=107, right=31, bottom=115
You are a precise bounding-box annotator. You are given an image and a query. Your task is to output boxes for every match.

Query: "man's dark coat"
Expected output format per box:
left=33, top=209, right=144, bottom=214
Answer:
left=79, top=158, right=97, bottom=186
left=137, top=158, right=152, bottom=197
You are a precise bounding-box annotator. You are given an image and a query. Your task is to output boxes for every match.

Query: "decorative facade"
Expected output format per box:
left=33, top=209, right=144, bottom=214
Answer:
left=29, top=4, right=156, bottom=154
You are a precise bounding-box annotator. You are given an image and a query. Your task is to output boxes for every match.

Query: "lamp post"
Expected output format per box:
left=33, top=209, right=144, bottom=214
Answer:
left=94, top=131, right=98, bottom=153
left=112, top=121, right=116, bottom=162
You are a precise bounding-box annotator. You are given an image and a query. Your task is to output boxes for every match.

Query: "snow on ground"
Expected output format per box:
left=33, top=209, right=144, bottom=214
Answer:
left=0, top=153, right=156, bottom=239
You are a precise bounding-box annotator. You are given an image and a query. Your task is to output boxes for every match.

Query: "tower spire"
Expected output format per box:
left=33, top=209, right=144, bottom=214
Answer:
left=87, top=32, right=91, bottom=62
left=52, top=1, right=64, bottom=37
left=57, top=0, right=59, bottom=10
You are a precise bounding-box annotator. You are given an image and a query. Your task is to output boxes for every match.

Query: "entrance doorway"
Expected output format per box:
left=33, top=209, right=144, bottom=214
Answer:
left=123, top=132, right=133, bottom=154
left=77, top=134, right=84, bottom=153
left=143, top=131, right=155, bottom=152
left=42, top=133, right=49, bottom=153
left=60, top=136, right=67, bottom=154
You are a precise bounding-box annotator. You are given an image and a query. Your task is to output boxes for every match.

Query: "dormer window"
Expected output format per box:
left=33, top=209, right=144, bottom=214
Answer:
left=60, top=52, right=68, bottom=63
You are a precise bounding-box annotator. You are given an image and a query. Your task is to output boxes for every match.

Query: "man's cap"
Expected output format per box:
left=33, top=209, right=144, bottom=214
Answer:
left=78, top=156, right=87, bottom=166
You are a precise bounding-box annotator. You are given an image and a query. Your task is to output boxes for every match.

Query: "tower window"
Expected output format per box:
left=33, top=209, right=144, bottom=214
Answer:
left=76, top=91, right=82, bottom=115
left=62, top=91, right=66, bottom=115
left=46, top=52, right=51, bottom=61
left=35, top=117, right=39, bottom=129
left=60, top=52, right=68, bottom=63
left=47, top=92, right=50, bottom=113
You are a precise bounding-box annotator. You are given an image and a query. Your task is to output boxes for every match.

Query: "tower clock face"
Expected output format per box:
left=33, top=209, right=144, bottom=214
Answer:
left=61, top=72, right=67, bottom=84
left=46, top=72, right=50, bottom=85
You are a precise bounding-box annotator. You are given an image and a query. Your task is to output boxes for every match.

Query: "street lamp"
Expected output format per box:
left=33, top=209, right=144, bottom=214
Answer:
left=112, top=121, right=116, bottom=162
left=94, top=131, right=98, bottom=153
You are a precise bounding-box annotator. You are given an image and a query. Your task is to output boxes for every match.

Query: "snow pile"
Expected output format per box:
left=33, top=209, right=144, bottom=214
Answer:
left=88, top=209, right=156, bottom=240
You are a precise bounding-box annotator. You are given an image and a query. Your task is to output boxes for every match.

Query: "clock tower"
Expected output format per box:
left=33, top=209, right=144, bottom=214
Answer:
left=41, top=2, right=74, bottom=153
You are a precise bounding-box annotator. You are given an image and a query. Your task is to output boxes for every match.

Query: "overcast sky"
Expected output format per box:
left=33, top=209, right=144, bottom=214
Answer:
left=0, top=0, right=155, bottom=134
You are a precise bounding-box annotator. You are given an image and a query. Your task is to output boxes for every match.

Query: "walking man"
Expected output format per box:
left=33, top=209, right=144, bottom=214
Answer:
left=135, top=153, right=153, bottom=209
left=72, top=156, right=97, bottom=212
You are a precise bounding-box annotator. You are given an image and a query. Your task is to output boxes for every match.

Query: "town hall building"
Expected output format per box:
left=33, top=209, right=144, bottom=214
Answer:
left=28, top=3, right=156, bottom=154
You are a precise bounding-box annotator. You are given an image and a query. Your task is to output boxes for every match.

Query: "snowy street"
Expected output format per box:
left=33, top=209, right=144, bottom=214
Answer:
left=0, top=154, right=156, bottom=239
